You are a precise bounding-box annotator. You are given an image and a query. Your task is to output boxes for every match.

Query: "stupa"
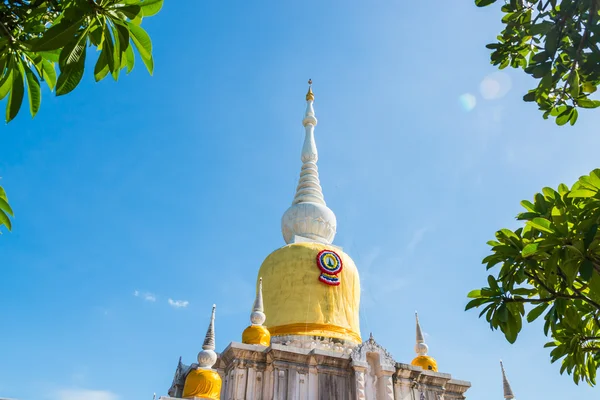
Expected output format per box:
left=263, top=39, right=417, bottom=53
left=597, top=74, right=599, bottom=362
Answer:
left=160, top=82, right=472, bottom=400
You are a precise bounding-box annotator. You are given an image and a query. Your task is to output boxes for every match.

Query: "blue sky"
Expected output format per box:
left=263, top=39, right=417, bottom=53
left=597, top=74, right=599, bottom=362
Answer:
left=1, top=1, right=599, bottom=399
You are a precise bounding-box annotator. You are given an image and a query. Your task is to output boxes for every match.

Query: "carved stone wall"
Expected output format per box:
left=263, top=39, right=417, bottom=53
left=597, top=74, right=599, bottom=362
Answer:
left=162, top=339, right=471, bottom=400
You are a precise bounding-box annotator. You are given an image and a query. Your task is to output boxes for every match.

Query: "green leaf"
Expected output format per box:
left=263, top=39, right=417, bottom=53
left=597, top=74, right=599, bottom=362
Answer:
left=127, top=22, right=153, bottom=74
left=529, top=21, right=553, bottom=35
left=56, top=45, right=87, bottom=96
left=114, top=5, right=142, bottom=20
left=545, top=27, right=559, bottom=55
left=41, top=60, right=57, bottom=91
left=6, top=61, right=24, bottom=122
left=556, top=107, right=573, bottom=126
left=0, top=207, right=12, bottom=231
left=467, top=289, right=483, bottom=298
left=465, top=298, right=489, bottom=310
left=528, top=218, right=555, bottom=234
left=569, top=108, right=578, bottom=126
left=0, top=70, right=12, bottom=100
left=569, top=189, right=597, bottom=198
left=94, top=49, right=110, bottom=82
left=125, top=44, right=135, bottom=73
left=488, top=275, right=499, bottom=291
left=568, top=71, right=580, bottom=98
left=498, top=303, right=509, bottom=323
left=24, top=66, right=41, bottom=118
left=580, top=259, right=594, bottom=281
left=475, top=0, right=497, bottom=6
left=527, top=303, right=549, bottom=323
left=522, top=242, right=539, bottom=257
left=521, top=200, right=537, bottom=212
left=582, top=82, right=596, bottom=93
left=32, top=17, right=85, bottom=51
left=140, top=0, right=164, bottom=16
left=102, top=21, right=117, bottom=74
left=0, top=197, right=13, bottom=217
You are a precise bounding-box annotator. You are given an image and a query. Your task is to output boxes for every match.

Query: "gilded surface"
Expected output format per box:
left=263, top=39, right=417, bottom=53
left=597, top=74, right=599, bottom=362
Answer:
left=258, top=242, right=361, bottom=343
left=182, top=369, right=222, bottom=399
left=411, top=355, right=438, bottom=372
left=242, top=324, right=271, bottom=346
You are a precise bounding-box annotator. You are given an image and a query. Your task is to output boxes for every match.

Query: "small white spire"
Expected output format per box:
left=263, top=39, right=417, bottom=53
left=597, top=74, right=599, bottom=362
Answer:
left=281, top=80, right=337, bottom=244
left=415, top=312, right=429, bottom=356
left=500, top=360, right=515, bottom=399
left=250, top=278, right=266, bottom=326
left=197, top=305, right=217, bottom=369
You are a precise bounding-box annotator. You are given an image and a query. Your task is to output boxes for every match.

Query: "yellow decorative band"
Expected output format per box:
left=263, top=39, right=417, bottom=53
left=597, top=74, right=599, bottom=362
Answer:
left=268, top=323, right=362, bottom=344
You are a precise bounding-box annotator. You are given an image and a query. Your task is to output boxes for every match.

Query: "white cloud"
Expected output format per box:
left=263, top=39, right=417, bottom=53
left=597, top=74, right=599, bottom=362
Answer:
left=168, top=298, right=189, bottom=308
left=144, top=293, right=156, bottom=302
left=134, top=290, right=156, bottom=302
left=56, top=389, right=118, bottom=400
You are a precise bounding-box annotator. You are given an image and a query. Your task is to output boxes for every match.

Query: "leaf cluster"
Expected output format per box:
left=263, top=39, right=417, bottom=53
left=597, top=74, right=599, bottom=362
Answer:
left=0, top=0, right=163, bottom=122
left=0, top=185, right=13, bottom=233
left=476, top=0, right=600, bottom=125
left=467, top=169, right=600, bottom=385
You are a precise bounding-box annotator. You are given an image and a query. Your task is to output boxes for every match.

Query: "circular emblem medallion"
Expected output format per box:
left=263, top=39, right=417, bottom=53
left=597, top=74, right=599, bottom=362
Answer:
left=316, top=250, right=343, bottom=286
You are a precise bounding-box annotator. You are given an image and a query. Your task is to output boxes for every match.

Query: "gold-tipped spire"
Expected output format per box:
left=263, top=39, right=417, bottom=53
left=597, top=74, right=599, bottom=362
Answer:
left=411, top=312, right=438, bottom=372
left=242, top=277, right=271, bottom=346
left=306, top=79, right=314, bottom=101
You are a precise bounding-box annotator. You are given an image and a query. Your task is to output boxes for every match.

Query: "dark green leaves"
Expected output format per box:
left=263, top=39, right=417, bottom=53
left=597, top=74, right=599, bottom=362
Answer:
left=32, top=17, right=86, bottom=52
left=467, top=169, right=600, bottom=385
left=478, top=0, right=600, bottom=125
left=127, top=22, right=154, bottom=74
left=56, top=41, right=87, bottom=96
left=24, top=67, right=41, bottom=117
left=0, top=186, right=14, bottom=233
left=139, top=0, right=164, bottom=17
left=0, top=0, right=163, bottom=122
left=6, top=62, right=24, bottom=122
left=475, top=0, right=497, bottom=6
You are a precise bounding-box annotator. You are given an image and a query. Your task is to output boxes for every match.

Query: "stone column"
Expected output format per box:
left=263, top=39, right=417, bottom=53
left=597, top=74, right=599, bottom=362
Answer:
left=233, top=365, right=248, bottom=400
left=246, top=367, right=257, bottom=400
left=263, top=365, right=274, bottom=400
left=308, top=365, right=318, bottom=399
left=351, top=361, right=368, bottom=400
left=274, top=368, right=287, bottom=400
left=377, top=366, right=395, bottom=400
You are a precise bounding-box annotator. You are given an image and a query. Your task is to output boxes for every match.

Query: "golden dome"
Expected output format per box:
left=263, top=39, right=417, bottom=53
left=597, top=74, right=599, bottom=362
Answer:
left=182, top=368, right=222, bottom=399
left=258, top=242, right=361, bottom=344
left=411, top=355, right=438, bottom=372
left=242, top=325, right=271, bottom=346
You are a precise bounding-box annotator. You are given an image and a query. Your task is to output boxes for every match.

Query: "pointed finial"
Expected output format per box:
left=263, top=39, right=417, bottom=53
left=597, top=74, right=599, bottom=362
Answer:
left=306, top=79, right=314, bottom=101
left=500, top=360, right=515, bottom=399
left=203, top=304, right=216, bottom=350
left=251, top=278, right=266, bottom=325
left=281, top=81, right=337, bottom=244
left=197, top=305, right=217, bottom=368
left=415, top=312, right=428, bottom=356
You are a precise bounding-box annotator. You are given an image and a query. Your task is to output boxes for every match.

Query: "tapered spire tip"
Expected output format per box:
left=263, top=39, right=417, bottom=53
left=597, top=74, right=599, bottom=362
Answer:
left=306, top=79, right=314, bottom=101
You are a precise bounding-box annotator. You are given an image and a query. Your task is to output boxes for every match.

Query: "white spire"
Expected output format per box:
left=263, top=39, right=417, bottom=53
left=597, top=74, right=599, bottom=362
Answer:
left=500, top=360, right=515, bottom=399
left=197, top=305, right=217, bottom=369
left=250, top=278, right=266, bottom=326
left=415, top=312, right=429, bottom=356
left=281, top=80, right=337, bottom=244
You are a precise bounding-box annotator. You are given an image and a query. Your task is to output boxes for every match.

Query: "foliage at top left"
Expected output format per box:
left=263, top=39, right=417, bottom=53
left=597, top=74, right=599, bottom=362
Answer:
left=0, top=0, right=163, bottom=123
